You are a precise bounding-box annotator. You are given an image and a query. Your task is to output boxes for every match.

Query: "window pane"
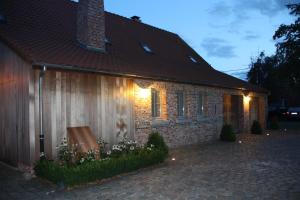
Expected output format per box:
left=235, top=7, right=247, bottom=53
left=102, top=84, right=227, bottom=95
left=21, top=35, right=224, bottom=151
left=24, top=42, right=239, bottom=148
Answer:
left=151, top=89, right=160, bottom=117
left=177, top=92, right=184, bottom=117
left=151, top=90, right=156, bottom=117
left=141, top=43, right=153, bottom=53
left=197, top=93, right=204, bottom=116
left=156, top=91, right=161, bottom=117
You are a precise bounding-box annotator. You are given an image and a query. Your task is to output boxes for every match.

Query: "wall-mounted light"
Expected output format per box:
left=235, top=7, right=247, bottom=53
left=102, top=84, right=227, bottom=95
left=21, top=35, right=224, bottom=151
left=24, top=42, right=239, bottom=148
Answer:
left=243, top=95, right=251, bottom=103
left=243, top=90, right=251, bottom=103
left=137, top=88, right=150, bottom=99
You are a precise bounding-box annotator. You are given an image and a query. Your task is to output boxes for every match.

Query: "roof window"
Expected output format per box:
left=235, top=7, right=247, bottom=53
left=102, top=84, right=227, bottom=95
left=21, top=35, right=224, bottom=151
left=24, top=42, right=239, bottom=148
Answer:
left=188, top=55, right=198, bottom=63
left=141, top=43, right=153, bottom=53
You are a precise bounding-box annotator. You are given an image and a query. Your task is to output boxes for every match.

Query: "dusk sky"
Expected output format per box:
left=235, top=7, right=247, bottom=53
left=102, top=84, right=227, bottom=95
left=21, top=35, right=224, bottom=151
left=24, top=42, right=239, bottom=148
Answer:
left=102, top=0, right=299, bottom=80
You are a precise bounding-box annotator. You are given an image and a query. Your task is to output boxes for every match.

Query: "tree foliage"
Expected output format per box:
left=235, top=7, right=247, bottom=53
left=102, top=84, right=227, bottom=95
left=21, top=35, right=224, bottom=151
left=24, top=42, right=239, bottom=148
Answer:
left=248, top=3, right=300, bottom=106
left=274, top=4, right=300, bottom=87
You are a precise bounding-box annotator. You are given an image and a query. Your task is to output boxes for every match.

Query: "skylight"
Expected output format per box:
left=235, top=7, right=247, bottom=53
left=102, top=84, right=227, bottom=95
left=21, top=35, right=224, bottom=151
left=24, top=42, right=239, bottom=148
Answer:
left=141, top=43, right=153, bottom=53
left=188, top=56, right=198, bottom=63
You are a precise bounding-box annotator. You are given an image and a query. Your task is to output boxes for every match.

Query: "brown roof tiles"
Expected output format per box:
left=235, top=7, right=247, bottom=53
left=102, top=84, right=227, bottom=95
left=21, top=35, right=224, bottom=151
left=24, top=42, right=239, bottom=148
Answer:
left=0, top=0, right=267, bottom=93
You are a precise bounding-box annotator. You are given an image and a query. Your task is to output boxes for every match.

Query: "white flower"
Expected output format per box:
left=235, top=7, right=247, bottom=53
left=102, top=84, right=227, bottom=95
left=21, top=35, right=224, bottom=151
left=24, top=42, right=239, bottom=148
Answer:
left=130, top=146, right=135, bottom=151
left=147, top=147, right=152, bottom=151
left=40, top=152, right=45, bottom=157
left=106, top=150, right=112, bottom=155
left=80, top=158, right=85, bottom=164
left=112, top=145, right=122, bottom=151
left=150, top=144, right=155, bottom=148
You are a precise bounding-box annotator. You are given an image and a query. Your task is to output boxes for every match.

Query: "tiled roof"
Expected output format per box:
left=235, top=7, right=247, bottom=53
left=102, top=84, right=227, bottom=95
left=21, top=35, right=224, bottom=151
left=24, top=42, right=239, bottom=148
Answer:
left=0, top=0, right=267, bottom=93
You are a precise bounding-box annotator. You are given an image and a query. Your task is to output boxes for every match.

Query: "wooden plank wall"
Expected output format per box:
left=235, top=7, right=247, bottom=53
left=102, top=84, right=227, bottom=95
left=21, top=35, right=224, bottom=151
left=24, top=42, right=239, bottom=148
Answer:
left=250, top=97, right=259, bottom=125
left=0, top=42, right=31, bottom=166
left=223, top=94, right=231, bottom=124
left=223, top=95, right=244, bottom=133
left=32, top=70, right=134, bottom=160
left=258, top=97, right=267, bottom=129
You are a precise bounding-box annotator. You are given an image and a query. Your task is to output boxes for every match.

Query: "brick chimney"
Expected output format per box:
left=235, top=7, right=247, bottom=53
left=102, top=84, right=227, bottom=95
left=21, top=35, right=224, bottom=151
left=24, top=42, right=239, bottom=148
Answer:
left=77, top=0, right=106, bottom=52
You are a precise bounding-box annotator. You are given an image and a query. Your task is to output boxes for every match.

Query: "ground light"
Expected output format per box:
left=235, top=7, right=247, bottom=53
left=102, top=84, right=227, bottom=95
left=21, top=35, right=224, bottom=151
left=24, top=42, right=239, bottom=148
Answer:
left=172, top=158, right=176, bottom=161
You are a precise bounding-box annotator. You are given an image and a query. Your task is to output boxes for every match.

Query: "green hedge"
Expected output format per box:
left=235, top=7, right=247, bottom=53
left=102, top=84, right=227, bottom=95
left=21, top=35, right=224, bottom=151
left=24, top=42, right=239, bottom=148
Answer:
left=147, top=132, right=169, bottom=154
left=220, top=124, right=236, bottom=142
left=251, top=120, right=263, bottom=134
left=35, top=148, right=167, bottom=186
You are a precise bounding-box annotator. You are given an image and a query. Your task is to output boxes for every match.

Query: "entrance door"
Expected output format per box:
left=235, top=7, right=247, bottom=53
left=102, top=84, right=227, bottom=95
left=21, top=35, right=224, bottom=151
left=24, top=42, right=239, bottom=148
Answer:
left=223, top=95, right=243, bottom=133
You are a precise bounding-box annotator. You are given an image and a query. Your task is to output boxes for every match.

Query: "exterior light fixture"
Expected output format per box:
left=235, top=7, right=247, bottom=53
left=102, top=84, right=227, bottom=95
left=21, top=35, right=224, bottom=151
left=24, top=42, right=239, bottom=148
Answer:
left=137, top=88, right=150, bottom=99
left=172, top=158, right=176, bottom=161
left=243, top=90, right=251, bottom=103
left=243, top=95, right=251, bottom=103
left=238, top=140, right=242, bottom=144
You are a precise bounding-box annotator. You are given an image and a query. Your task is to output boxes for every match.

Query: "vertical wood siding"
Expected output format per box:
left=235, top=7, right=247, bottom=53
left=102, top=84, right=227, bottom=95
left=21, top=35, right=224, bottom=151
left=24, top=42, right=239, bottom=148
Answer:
left=0, top=42, right=31, bottom=166
left=32, top=70, right=134, bottom=160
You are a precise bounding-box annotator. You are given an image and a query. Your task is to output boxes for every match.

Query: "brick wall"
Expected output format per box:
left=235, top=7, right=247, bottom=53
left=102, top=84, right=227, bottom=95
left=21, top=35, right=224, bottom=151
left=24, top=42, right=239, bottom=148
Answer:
left=77, top=0, right=106, bottom=51
left=133, top=79, right=267, bottom=148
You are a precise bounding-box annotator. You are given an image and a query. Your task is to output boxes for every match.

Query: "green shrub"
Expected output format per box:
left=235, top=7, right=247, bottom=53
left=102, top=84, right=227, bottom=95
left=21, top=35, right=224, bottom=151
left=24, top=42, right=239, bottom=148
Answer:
left=220, top=124, right=236, bottom=142
left=35, top=134, right=169, bottom=186
left=34, top=148, right=167, bottom=186
left=269, top=116, right=279, bottom=130
left=147, top=132, right=169, bottom=154
left=251, top=120, right=263, bottom=134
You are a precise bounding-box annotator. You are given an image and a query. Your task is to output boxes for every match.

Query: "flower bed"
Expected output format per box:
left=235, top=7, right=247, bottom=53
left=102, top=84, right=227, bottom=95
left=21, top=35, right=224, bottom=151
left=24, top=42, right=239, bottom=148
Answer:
left=34, top=132, right=168, bottom=186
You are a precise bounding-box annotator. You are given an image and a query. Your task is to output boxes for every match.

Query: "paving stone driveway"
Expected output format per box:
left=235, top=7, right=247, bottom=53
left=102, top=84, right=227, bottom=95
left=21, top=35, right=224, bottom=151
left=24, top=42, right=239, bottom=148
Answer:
left=1, top=131, right=300, bottom=200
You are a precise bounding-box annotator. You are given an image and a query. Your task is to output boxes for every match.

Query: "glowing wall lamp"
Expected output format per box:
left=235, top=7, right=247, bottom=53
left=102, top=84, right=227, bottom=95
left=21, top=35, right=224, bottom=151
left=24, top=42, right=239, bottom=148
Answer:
left=243, top=90, right=251, bottom=103
left=243, top=95, right=251, bottom=103
left=137, top=88, right=150, bottom=99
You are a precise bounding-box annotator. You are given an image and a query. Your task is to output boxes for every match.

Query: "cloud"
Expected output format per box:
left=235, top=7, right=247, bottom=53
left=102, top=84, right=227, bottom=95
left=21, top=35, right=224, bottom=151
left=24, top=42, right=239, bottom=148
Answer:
left=233, top=0, right=298, bottom=17
left=209, top=0, right=299, bottom=18
left=243, top=31, right=260, bottom=40
left=201, top=38, right=236, bottom=58
left=208, top=2, right=232, bottom=17
left=208, top=0, right=300, bottom=31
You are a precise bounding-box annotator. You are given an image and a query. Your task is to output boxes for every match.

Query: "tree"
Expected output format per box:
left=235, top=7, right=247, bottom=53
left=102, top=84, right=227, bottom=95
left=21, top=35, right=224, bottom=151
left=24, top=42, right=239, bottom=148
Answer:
left=248, top=3, right=300, bottom=106
left=247, top=52, right=283, bottom=104
left=247, top=52, right=277, bottom=87
left=273, top=3, right=300, bottom=100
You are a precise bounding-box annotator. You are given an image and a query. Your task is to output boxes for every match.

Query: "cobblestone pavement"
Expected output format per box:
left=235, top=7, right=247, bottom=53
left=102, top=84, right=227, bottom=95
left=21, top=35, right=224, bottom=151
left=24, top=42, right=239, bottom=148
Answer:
left=1, top=130, right=300, bottom=200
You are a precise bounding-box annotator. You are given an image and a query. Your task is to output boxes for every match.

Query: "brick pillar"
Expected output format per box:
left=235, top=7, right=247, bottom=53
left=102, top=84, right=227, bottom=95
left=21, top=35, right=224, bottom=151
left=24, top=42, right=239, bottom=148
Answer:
left=77, top=0, right=106, bottom=52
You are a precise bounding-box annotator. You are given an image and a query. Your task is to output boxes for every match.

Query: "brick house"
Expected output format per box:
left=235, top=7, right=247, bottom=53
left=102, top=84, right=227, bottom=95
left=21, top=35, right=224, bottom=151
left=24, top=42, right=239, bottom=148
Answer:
left=0, top=0, right=268, bottom=167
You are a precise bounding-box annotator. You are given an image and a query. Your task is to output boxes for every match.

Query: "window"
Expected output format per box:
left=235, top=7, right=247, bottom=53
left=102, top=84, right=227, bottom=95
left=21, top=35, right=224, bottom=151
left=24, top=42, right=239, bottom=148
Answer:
left=188, top=55, right=197, bottom=63
left=151, top=89, right=161, bottom=118
left=105, top=37, right=112, bottom=45
left=177, top=92, right=185, bottom=117
left=141, top=43, right=153, bottom=53
left=197, top=92, right=204, bottom=116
